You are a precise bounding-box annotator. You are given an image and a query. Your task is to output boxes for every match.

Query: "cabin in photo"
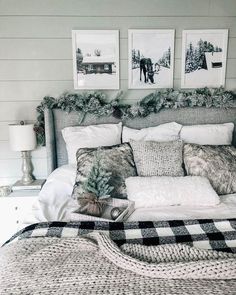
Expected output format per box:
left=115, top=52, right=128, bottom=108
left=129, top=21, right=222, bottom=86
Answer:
left=205, top=52, right=223, bottom=70
left=81, top=56, right=115, bottom=74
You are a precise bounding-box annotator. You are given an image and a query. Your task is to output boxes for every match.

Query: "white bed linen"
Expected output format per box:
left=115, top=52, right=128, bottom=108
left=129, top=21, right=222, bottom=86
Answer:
left=33, top=165, right=78, bottom=222
left=128, top=194, right=236, bottom=221
left=122, top=122, right=182, bottom=143
left=34, top=165, right=236, bottom=222
left=180, top=123, right=234, bottom=145
left=62, top=123, right=122, bottom=164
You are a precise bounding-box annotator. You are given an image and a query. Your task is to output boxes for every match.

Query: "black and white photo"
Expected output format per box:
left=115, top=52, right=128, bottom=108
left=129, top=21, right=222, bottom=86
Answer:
left=128, top=30, right=175, bottom=89
left=72, top=30, right=119, bottom=89
left=181, top=30, right=228, bottom=88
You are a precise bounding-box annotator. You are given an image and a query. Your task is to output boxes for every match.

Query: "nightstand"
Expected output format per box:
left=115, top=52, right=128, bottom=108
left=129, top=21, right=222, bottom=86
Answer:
left=0, top=190, right=39, bottom=246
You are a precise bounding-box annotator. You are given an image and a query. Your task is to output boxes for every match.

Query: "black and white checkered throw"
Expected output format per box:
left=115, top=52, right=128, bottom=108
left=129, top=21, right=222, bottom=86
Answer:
left=4, top=219, right=236, bottom=253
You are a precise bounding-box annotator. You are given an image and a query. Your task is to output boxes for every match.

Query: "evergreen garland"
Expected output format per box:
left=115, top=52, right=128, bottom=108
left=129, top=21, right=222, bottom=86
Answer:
left=34, top=87, right=236, bottom=145
left=83, top=153, right=114, bottom=199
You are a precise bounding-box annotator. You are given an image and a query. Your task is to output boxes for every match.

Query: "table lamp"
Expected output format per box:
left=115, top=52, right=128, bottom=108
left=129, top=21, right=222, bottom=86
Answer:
left=9, top=122, right=45, bottom=190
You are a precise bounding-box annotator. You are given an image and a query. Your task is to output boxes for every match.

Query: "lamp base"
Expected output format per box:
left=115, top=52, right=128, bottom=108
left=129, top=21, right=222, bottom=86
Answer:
left=21, top=151, right=34, bottom=185
left=12, top=179, right=46, bottom=191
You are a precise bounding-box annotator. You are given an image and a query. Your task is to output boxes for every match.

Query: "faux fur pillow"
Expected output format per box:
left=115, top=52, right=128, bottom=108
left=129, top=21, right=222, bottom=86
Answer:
left=126, top=176, right=220, bottom=208
left=184, top=144, right=236, bottom=195
left=130, top=140, right=184, bottom=177
left=72, top=143, right=137, bottom=200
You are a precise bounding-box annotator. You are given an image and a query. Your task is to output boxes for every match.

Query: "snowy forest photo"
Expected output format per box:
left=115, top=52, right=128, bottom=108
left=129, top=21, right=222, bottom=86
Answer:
left=185, top=40, right=222, bottom=73
left=72, top=30, right=119, bottom=89
left=129, top=30, right=175, bottom=89
left=182, top=30, right=228, bottom=88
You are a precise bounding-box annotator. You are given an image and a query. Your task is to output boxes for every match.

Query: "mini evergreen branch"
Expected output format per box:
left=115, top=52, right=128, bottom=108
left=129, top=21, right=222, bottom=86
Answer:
left=83, top=153, right=114, bottom=199
left=35, top=87, right=236, bottom=146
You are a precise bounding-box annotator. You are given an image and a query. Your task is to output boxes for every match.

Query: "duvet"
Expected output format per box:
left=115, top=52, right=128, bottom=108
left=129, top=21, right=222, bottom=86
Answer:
left=1, top=220, right=236, bottom=294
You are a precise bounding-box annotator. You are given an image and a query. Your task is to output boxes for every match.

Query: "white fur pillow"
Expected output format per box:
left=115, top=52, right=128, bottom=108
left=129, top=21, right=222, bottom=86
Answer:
left=62, top=123, right=122, bottom=164
left=122, top=122, right=182, bottom=143
left=125, top=176, right=220, bottom=208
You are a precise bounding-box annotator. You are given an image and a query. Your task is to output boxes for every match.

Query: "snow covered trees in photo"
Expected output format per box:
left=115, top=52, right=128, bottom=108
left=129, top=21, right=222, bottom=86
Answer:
left=158, top=47, right=171, bottom=69
left=129, top=30, right=175, bottom=89
left=185, top=39, right=222, bottom=73
left=76, top=48, right=83, bottom=73
left=132, top=49, right=141, bottom=69
left=181, top=30, right=228, bottom=88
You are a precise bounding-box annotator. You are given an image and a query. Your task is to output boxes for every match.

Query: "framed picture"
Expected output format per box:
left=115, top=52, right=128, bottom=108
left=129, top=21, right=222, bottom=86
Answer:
left=128, top=29, right=175, bottom=89
left=181, top=29, right=228, bottom=88
left=72, top=30, right=119, bottom=89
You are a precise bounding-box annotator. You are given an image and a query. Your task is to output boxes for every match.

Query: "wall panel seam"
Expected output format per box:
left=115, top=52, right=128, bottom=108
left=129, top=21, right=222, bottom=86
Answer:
left=0, top=15, right=236, bottom=18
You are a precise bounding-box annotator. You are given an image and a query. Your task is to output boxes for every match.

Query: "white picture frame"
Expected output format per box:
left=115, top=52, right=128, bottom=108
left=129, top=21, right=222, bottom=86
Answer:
left=181, top=29, right=228, bottom=88
left=128, top=29, right=175, bottom=89
left=72, top=30, right=120, bottom=90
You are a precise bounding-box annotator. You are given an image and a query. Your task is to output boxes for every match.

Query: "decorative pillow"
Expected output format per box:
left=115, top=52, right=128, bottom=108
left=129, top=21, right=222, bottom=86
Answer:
left=180, top=123, right=234, bottom=145
left=62, top=123, right=122, bottom=164
left=184, top=144, right=236, bottom=195
left=122, top=122, right=182, bottom=143
left=72, top=143, right=137, bottom=200
left=125, top=176, right=220, bottom=208
left=130, top=140, right=184, bottom=177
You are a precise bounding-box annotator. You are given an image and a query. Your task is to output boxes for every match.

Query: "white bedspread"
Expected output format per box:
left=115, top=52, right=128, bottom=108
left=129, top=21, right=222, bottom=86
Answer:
left=33, top=165, right=236, bottom=222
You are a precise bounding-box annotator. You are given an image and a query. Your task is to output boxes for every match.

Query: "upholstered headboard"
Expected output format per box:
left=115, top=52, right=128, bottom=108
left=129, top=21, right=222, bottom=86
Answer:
left=45, top=107, right=236, bottom=175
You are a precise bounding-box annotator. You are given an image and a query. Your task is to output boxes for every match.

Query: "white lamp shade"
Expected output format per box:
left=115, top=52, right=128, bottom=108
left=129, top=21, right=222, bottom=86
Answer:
left=9, top=124, right=36, bottom=151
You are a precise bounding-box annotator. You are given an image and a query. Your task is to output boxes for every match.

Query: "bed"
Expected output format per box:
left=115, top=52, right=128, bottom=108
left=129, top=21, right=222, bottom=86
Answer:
left=44, top=107, right=236, bottom=172
left=1, top=106, right=236, bottom=294
left=35, top=106, right=236, bottom=222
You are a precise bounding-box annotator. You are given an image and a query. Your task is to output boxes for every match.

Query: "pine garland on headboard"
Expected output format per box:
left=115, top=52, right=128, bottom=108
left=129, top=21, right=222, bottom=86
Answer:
left=34, top=87, right=236, bottom=146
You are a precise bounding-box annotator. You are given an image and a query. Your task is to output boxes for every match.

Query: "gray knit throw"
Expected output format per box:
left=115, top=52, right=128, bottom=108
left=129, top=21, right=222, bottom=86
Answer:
left=0, top=233, right=236, bottom=294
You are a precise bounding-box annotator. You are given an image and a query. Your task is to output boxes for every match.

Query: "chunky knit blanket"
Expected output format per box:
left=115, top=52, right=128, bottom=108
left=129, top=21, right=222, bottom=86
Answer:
left=1, top=232, right=236, bottom=294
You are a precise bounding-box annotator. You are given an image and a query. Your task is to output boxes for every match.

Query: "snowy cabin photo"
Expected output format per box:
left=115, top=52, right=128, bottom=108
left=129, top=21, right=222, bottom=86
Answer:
left=181, top=30, right=228, bottom=88
left=128, top=30, right=175, bottom=89
left=81, top=56, right=115, bottom=75
left=72, top=30, right=119, bottom=89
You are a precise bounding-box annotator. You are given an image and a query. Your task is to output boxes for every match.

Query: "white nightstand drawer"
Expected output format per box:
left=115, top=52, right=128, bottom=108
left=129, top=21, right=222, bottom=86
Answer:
left=0, top=221, right=17, bottom=244
left=0, top=190, right=39, bottom=245
left=0, top=202, right=18, bottom=217
left=16, top=199, right=37, bottom=216
left=0, top=197, right=36, bottom=219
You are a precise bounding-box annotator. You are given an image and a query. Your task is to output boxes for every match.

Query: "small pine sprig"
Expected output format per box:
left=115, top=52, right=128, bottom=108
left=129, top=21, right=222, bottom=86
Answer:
left=83, top=153, right=114, bottom=199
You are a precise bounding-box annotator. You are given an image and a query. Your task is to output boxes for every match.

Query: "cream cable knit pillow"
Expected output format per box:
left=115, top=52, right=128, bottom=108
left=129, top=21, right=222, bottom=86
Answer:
left=130, top=140, right=184, bottom=176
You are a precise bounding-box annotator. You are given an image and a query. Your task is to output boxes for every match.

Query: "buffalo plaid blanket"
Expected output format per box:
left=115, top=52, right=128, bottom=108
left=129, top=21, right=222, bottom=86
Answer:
left=4, top=219, right=236, bottom=253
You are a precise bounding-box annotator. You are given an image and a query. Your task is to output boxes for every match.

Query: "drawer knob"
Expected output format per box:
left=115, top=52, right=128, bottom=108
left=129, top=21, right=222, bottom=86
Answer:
left=15, top=206, right=18, bottom=210
left=16, top=220, right=19, bottom=224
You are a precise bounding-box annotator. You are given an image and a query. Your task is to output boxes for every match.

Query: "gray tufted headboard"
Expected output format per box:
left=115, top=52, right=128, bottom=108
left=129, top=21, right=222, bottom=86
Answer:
left=44, top=107, right=236, bottom=175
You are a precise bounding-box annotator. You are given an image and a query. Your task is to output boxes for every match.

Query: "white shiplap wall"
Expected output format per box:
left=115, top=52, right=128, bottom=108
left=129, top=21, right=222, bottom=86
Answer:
left=0, top=0, right=236, bottom=185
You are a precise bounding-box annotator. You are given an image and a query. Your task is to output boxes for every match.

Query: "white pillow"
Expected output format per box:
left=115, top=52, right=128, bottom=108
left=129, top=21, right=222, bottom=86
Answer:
left=62, top=123, right=122, bottom=164
left=122, top=122, right=182, bottom=143
left=125, top=176, right=220, bottom=208
left=180, top=123, right=234, bottom=145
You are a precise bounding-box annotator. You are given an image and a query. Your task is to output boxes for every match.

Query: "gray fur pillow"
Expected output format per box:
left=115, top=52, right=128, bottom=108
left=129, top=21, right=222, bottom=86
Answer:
left=184, top=144, right=236, bottom=195
left=72, top=143, right=137, bottom=200
left=130, top=140, right=184, bottom=177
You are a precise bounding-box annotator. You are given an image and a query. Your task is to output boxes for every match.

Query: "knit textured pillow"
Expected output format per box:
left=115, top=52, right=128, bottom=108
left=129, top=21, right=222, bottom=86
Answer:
left=130, top=140, right=184, bottom=177
left=72, top=143, right=137, bottom=200
left=184, top=144, right=236, bottom=195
